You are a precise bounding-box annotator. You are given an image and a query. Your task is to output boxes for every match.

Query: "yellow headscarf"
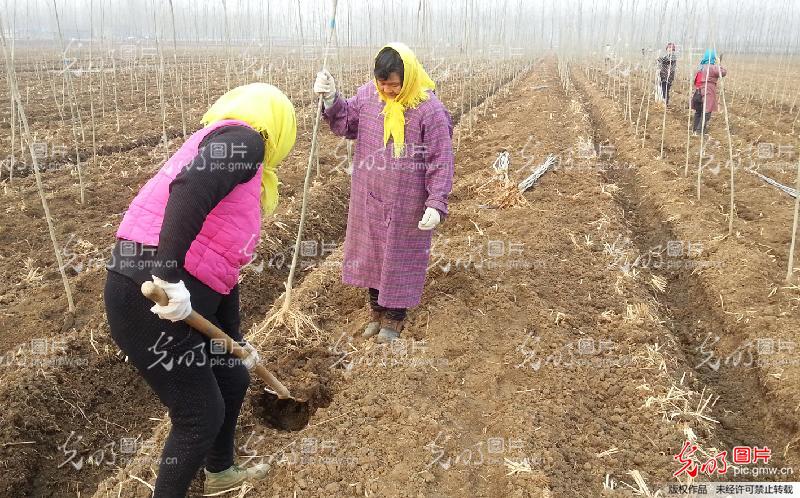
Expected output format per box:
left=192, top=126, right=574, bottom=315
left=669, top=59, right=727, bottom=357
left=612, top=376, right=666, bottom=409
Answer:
left=201, top=83, right=297, bottom=215
left=374, top=43, right=435, bottom=158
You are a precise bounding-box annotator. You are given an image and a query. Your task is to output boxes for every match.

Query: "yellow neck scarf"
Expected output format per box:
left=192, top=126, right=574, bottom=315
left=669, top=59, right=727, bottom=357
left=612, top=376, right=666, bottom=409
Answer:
left=201, top=83, right=297, bottom=215
left=374, top=43, right=435, bottom=158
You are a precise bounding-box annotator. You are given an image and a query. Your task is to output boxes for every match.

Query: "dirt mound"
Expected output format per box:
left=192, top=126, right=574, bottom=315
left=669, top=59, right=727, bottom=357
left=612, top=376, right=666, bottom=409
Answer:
left=0, top=336, right=161, bottom=496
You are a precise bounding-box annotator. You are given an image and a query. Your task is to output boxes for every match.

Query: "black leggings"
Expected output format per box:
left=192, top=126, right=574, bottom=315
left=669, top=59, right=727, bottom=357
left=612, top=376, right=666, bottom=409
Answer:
left=104, top=270, right=249, bottom=498
left=693, top=109, right=712, bottom=134
left=368, top=288, right=407, bottom=321
left=660, top=79, right=673, bottom=104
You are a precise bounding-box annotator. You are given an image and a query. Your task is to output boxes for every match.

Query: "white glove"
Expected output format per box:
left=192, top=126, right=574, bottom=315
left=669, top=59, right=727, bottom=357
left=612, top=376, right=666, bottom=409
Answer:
left=418, top=207, right=441, bottom=231
left=240, top=341, right=261, bottom=370
left=314, top=69, right=336, bottom=106
left=149, top=276, right=192, bottom=322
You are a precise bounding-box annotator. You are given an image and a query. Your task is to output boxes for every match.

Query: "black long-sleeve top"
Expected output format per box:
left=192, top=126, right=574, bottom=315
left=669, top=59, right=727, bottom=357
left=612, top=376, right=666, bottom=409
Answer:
left=107, top=125, right=265, bottom=290
left=658, top=55, right=678, bottom=83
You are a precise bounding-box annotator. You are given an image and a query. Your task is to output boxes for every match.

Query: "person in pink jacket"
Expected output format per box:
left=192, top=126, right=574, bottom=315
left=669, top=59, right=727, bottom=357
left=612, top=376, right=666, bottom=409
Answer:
left=104, top=83, right=296, bottom=497
left=691, top=49, right=727, bottom=135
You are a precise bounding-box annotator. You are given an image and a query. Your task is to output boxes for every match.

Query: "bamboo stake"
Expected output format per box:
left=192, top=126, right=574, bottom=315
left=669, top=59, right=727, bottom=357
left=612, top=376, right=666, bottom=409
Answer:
left=634, top=64, right=648, bottom=137
left=112, top=54, right=120, bottom=132
left=696, top=60, right=711, bottom=200
left=788, top=156, right=800, bottom=282
left=48, top=66, right=65, bottom=123
left=714, top=52, right=736, bottom=236
left=684, top=48, right=694, bottom=177
left=260, top=0, right=339, bottom=344
left=641, top=64, right=654, bottom=148
left=0, top=15, right=75, bottom=312
left=626, top=67, right=632, bottom=122
left=222, top=0, right=231, bottom=91
left=51, top=0, right=85, bottom=203
left=6, top=17, right=15, bottom=184
left=153, top=6, right=169, bottom=159
left=99, top=0, right=106, bottom=119
left=168, top=0, right=187, bottom=138
left=89, top=0, right=98, bottom=173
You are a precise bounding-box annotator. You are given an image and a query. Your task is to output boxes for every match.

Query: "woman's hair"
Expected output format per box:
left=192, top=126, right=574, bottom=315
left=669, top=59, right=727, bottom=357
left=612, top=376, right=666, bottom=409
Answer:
left=374, top=47, right=404, bottom=82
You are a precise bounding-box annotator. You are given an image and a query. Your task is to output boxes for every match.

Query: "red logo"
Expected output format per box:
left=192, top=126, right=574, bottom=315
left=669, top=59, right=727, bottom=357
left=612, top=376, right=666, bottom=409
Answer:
left=673, top=441, right=771, bottom=477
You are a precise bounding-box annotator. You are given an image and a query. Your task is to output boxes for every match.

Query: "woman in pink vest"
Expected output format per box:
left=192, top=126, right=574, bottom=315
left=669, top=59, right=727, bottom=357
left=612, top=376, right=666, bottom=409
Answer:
left=104, top=83, right=296, bottom=497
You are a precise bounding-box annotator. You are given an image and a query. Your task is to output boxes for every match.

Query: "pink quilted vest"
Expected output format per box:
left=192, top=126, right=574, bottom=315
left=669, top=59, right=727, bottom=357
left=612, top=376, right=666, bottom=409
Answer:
left=116, top=119, right=263, bottom=294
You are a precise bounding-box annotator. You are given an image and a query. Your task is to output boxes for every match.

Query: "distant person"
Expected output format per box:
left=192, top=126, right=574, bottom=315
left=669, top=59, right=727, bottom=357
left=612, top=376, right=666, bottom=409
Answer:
left=603, top=43, right=614, bottom=71
left=692, top=49, right=727, bottom=135
left=313, top=43, right=454, bottom=344
left=657, top=42, right=678, bottom=105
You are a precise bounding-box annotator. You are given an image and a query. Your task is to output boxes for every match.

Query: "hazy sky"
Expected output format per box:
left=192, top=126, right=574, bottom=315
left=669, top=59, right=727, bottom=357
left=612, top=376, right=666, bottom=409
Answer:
left=2, top=0, right=798, bottom=55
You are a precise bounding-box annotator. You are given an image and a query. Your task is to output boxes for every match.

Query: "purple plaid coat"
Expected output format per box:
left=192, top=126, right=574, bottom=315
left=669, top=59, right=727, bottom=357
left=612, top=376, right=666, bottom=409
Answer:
left=324, top=82, right=454, bottom=308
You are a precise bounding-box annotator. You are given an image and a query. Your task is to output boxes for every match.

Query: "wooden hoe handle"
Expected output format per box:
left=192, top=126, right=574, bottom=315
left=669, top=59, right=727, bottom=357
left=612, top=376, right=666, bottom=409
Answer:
left=141, top=281, right=292, bottom=399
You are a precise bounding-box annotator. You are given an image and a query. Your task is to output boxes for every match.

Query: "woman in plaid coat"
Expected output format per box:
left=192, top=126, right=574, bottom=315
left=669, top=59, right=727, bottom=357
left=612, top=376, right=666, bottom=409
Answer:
left=314, top=43, right=454, bottom=343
